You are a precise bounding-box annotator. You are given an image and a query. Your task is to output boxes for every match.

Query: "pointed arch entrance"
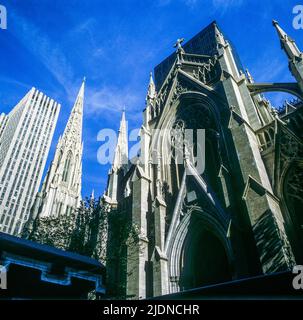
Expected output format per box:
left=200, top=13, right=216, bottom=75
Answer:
left=180, top=222, right=232, bottom=290
left=167, top=208, right=234, bottom=293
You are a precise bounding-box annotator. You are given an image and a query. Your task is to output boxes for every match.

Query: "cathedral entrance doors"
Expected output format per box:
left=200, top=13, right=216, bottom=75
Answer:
left=180, top=225, right=232, bottom=290
left=168, top=210, right=233, bottom=292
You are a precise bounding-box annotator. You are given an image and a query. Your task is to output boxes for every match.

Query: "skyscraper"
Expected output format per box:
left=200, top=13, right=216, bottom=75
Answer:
left=29, top=79, right=85, bottom=221
left=0, top=112, right=8, bottom=140
left=0, top=88, right=60, bottom=235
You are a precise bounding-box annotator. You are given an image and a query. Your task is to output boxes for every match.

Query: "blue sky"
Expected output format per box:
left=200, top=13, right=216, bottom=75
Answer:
left=0, top=0, right=301, bottom=198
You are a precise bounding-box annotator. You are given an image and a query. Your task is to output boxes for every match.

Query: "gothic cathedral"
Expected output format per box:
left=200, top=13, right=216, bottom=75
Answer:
left=105, top=21, right=303, bottom=299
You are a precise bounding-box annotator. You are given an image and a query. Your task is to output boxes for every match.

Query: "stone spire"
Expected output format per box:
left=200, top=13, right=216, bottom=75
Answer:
left=112, top=109, right=128, bottom=170
left=90, top=189, right=95, bottom=200
left=272, top=20, right=302, bottom=60
left=105, top=110, right=129, bottom=203
left=146, top=72, right=156, bottom=101
left=273, top=20, right=303, bottom=93
left=144, top=72, right=156, bottom=125
left=62, top=78, right=85, bottom=142
left=30, top=79, right=85, bottom=219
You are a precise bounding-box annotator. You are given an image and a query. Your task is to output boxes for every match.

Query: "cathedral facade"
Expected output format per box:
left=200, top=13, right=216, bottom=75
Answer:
left=105, top=20, right=303, bottom=299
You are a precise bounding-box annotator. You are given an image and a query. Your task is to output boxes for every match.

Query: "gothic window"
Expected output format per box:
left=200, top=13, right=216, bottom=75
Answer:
left=170, top=98, right=221, bottom=194
left=57, top=201, right=63, bottom=216
left=57, top=150, right=63, bottom=166
left=170, top=120, right=186, bottom=192
left=62, top=151, right=72, bottom=183
left=72, top=154, right=79, bottom=187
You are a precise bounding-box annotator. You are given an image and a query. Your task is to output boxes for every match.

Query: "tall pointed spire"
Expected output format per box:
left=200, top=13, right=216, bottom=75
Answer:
left=272, top=20, right=302, bottom=60
left=112, top=109, right=128, bottom=170
left=63, top=77, right=85, bottom=140
left=105, top=110, right=129, bottom=203
left=146, top=72, right=156, bottom=101
left=272, top=20, right=303, bottom=94
left=90, top=189, right=95, bottom=199
left=29, top=79, right=85, bottom=219
left=144, top=72, right=156, bottom=126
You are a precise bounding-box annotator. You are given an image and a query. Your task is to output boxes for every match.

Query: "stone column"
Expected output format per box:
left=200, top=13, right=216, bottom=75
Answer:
left=127, top=166, right=150, bottom=299
left=153, top=196, right=168, bottom=296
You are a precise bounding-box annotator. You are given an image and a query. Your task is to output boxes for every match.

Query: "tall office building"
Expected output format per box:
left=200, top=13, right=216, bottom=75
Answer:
left=0, top=112, right=8, bottom=140
left=0, top=88, right=60, bottom=235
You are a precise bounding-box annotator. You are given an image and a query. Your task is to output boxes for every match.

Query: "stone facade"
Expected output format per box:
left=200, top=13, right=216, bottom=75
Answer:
left=105, top=20, right=303, bottom=299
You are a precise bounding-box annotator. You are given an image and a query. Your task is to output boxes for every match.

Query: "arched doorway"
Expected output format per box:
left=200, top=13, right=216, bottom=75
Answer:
left=179, top=222, right=232, bottom=290
left=168, top=209, right=233, bottom=292
left=180, top=229, right=231, bottom=290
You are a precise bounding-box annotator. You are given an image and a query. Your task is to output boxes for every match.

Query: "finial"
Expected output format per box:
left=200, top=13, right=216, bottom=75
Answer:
left=147, top=72, right=156, bottom=101
left=272, top=18, right=302, bottom=60
left=149, top=71, right=155, bottom=85
left=245, top=68, right=254, bottom=83
left=83, top=76, right=86, bottom=83
left=272, top=19, right=278, bottom=26
left=90, top=189, right=95, bottom=199
left=174, top=38, right=185, bottom=53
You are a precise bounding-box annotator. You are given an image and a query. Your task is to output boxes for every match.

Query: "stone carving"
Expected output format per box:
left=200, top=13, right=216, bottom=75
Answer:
left=171, top=81, right=192, bottom=105
left=192, top=56, right=218, bottom=84
left=280, top=133, right=303, bottom=162
left=174, top=38, right=185, bottom=54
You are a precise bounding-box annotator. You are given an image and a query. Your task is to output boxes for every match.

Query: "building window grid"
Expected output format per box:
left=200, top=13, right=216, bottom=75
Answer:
left=0, top=93, right=59, bottom=233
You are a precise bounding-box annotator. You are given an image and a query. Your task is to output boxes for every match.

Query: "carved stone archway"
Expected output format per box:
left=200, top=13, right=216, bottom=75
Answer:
left=167, top=207, right=234, bottom=293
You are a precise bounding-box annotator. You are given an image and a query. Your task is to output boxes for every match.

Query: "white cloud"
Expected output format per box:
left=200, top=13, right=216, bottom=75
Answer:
left=85, top=85, right=142, bottom=116
left=264, top=92, right=295, bottom=108
left=157, top=0, right=172, bottom=6
left=250, top=57, right=289, bottom=83
left=156, top=0, right=198, bottom=8
left=157, top=0, right=243, bottom=9
left=183, top=0, right=198, bottom=8
left=10, top=11, right=77, bottom=100
left=212, top=0, right=243, bottom=9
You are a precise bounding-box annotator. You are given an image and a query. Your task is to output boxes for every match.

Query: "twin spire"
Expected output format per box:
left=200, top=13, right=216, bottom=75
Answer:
left=71, top=77, right=85, bottom=114
left=112, top=72, right=156, bottom=172
left=30, top=78, right=85, bottom=219
left=62, top=77, right=85, bottom=141
left=112, top=108, right=128, bottom=171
